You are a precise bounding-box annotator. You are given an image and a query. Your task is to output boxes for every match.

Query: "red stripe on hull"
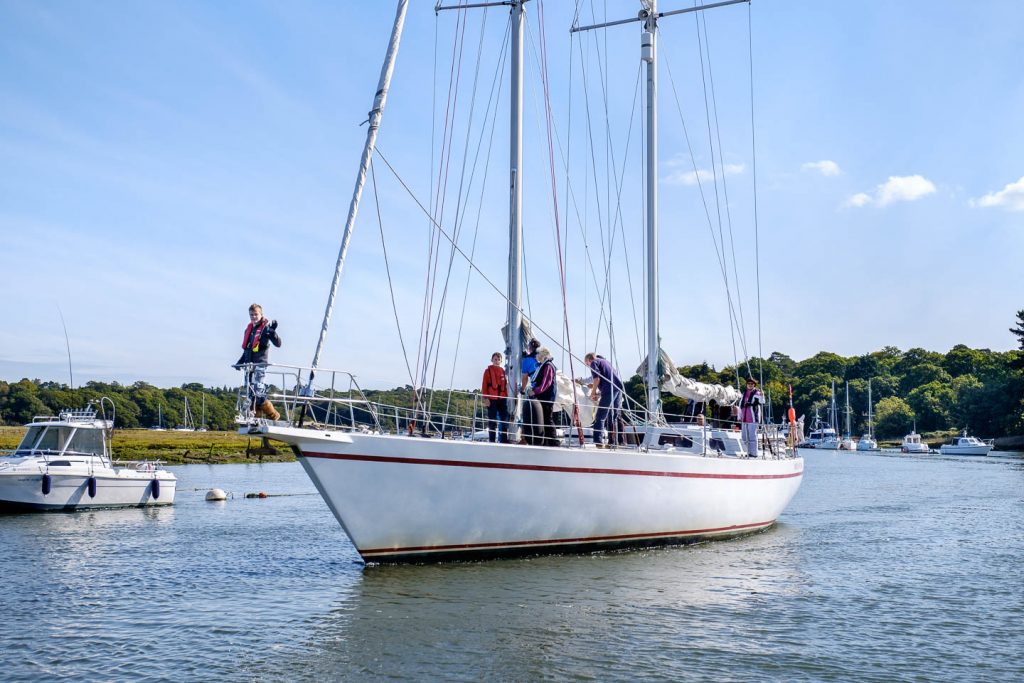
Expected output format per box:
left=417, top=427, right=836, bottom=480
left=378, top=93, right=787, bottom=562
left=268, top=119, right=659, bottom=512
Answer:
left=302, top=450, right=803, bottom=480
left=360, top=520, right=775, bottom=559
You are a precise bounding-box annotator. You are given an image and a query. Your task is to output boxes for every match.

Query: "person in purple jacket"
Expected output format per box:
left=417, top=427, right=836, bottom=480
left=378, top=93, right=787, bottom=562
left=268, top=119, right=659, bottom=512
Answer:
left=585, top=352, right=624, bottom=448
left=740, top=377, right=764, bottom=457
left=528, top=347, right=559, bottom=447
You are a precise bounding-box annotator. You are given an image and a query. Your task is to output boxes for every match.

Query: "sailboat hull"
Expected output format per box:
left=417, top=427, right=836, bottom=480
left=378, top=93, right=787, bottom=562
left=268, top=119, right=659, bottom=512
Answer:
left=258, top=425, right=803, bottom=563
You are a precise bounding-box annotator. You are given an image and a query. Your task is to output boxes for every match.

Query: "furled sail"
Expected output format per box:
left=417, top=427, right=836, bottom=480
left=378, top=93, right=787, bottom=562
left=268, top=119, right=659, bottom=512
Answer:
left=637, top=351, right=742, bottom=406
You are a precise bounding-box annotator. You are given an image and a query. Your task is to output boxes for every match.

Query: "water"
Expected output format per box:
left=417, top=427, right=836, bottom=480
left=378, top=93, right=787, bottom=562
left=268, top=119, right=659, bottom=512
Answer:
left=1, top=451, right=1021, bottom=682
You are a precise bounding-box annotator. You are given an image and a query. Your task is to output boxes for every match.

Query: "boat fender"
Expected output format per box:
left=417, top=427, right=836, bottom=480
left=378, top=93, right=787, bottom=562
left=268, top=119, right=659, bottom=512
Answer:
left=87, top=476, right=97, bottom=498
left=151, top=478, right=160, bottom=500
left=42, top=474, right=52, bottom=495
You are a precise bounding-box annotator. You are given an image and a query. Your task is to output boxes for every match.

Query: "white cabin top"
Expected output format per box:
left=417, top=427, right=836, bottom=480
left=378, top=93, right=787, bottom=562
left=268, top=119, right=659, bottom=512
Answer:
left=14, top=408, right=112, bottom=460
left=903, top=431, right=922, bottom=445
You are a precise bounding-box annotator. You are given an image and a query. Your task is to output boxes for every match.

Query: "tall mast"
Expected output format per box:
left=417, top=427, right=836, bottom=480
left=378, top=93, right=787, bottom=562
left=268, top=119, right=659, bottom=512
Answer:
left=506, top=0, right=525, bottom=428
left=572, top=0, right=748, bottom=425
left=643, top=2, right=661, bottom=422
left=308, top=0, right=409, bottom=379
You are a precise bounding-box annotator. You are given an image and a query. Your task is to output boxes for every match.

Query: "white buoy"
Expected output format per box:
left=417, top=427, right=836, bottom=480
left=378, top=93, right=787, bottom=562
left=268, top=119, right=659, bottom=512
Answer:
left=205, top=488, right=227, bottom=502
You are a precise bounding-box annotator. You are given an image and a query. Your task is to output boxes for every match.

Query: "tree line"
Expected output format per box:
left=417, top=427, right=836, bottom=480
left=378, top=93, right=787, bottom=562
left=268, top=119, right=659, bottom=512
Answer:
left=3, top=311, right=1023, bottom=439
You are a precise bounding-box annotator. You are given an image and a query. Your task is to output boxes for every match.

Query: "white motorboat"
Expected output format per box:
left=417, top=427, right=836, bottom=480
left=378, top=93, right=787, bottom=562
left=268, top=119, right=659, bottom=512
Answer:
left=938, top=430, right=993, bottom=456
left=857, top=379, right=879, bottom=451
left=0, top=402, right=175, bottom=511
left=242, top=0, right=802, bottom=564
left=900, top=429, right=930, bottom=454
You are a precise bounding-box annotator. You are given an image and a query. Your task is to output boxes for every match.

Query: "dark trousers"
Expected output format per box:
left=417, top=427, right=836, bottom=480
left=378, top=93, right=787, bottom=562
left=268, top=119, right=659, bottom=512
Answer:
left=522, top=399, right=540, bottom=445
left=537, top=399, right=557, bottom=447
left=593, top=391, right=619, bottom=445
left=487, top=400, right=509, bottom=443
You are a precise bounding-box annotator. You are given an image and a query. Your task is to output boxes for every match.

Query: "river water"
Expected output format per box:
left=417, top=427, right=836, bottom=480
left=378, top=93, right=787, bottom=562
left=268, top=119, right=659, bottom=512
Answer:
left=1, top=450, right=1021, bottom=682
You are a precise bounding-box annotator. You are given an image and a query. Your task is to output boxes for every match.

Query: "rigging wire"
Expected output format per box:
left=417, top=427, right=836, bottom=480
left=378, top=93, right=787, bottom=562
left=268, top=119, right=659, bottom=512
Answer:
left=369, top=159, right=416, bottom=388
left=423, top=9, right=496, bottom=404
left=699, top=11, right=753, bottom=378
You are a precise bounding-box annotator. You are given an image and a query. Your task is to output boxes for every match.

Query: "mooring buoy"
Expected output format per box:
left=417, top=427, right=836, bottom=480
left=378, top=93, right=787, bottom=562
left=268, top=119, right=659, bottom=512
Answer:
left=205, top=488, right=227, bottom=502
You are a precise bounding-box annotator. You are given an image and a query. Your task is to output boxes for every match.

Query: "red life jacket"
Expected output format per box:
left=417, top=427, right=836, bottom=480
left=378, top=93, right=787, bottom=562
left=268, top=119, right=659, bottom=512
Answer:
left=243, top=319, right=269, bottom=352
left=482, top=365, right=508, bottom=400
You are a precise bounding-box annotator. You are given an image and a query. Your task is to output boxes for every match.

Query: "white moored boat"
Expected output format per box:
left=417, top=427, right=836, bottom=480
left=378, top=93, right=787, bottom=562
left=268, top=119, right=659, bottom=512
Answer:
left=856, top=378, right=878, bottom=451
left=938, top=430, right=993, bottom=456
left=242, top=0, right=802, bottom=564
left=0, top=402, right=176, bottom=511
left=900, top=429, right=931, bottom=454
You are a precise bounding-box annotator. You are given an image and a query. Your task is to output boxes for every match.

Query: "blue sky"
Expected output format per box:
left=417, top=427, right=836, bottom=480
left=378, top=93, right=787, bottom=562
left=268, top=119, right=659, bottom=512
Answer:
left=1, top=0, right=1022, bottom=392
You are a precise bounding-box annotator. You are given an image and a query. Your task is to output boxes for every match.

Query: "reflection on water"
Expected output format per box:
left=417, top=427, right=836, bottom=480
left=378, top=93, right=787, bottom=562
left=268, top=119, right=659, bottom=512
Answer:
left=289, top=529, right=809, bottom=681
left=1, top=456, right=1022, bottom=682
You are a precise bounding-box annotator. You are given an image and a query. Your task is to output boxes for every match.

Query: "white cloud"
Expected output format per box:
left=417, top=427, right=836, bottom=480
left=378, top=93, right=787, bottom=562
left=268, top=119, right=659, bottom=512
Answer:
left=843, top=174, right=936, bottom=208
left=969, top=176, right=1024, bottom=211
left=802, top=160, right=841, bottom=176
left=843, top=192, right=871, bottom=208
left=663, top=162, right=744, bottom=186
left=876, top=175, right=936, bottom=206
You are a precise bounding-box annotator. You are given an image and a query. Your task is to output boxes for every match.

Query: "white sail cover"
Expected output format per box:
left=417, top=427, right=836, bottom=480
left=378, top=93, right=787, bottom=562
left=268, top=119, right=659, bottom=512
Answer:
left=637, top=351, right=743, bottom=406
left=553, top=372, right=596, bottom=427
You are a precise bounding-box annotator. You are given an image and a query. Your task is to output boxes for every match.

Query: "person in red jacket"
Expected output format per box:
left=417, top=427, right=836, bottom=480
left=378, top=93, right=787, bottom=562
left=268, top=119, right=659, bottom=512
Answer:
left=481, top=352, right=509, bottom=443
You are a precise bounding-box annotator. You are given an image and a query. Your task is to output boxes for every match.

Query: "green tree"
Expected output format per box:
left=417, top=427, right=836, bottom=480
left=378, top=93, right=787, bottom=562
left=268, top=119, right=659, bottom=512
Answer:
left=899, top=363, right=952, bottom=394
left=1010, top=310, right=1024, bottom=350
left=906, top=381, right=955, bottom=432
left=874, top=396, right=914, bottom=438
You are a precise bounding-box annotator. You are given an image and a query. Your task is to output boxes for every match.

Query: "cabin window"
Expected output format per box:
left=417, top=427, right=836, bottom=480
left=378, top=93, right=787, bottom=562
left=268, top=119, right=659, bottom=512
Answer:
left=658, top=434, right=693, bottom=448
left=16, top=426, right=44, bottom=452
left=34, top=427, right=62, bottom=453
left=47, top=460, right=72, bottom=466
left=67, top=428, right=104, bottom=456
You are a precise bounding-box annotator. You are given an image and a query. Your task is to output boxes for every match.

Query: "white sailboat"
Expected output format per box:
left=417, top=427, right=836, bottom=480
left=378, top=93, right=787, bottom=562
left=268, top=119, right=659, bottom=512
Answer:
left=856, top=378, right=878, bottom=451
left=240, top=0, right=802, bottom=563
left=816, top=381, right=842, bottom=450
left=149, top=403, right=166, bottom=431
left=840, top=382, right=856, bottom=450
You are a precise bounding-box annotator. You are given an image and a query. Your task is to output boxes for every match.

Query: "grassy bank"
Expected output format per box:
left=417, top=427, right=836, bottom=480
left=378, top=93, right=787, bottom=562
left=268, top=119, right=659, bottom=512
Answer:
left=0, top=427, right=295, bottom=464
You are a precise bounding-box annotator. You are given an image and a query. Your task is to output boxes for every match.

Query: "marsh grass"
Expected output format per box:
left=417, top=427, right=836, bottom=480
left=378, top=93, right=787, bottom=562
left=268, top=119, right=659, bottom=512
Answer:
left=0, top=426, right=294, bottom=464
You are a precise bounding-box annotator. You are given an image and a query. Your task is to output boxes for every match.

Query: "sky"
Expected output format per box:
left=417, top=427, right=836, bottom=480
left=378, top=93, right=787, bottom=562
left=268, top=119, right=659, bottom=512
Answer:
left=1, top=0, right=1022, bottom=392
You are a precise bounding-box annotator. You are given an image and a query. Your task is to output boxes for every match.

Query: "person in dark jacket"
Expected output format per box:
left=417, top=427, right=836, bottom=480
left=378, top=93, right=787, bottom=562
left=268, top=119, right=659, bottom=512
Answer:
left=528, top=347, right=558, bottom=447
left=519, top=338, right=541, bottom=444
left=235, top=303, right=282, bottom=420
left=584, top=352, right=624, bottom=448
left=481, top=352, right=509, bottom=443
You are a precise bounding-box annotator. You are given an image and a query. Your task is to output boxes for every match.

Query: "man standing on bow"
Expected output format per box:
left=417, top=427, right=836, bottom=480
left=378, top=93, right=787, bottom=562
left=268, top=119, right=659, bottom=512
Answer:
left=236, top=303, right=282, bottom=420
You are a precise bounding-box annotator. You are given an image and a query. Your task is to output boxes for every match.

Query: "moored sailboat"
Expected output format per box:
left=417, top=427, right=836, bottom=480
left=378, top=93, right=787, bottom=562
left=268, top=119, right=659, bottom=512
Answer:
left=241, top=0, right=802, bottom=563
